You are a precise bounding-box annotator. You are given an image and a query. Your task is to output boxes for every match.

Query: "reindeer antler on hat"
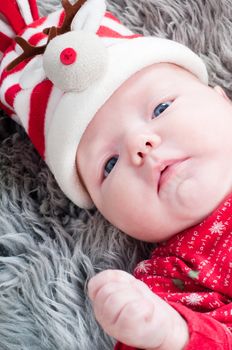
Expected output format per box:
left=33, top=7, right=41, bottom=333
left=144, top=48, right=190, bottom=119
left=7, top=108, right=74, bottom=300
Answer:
left=0, top=0, right=208, bottom=209
left=6, top=0, right=88, bottom=71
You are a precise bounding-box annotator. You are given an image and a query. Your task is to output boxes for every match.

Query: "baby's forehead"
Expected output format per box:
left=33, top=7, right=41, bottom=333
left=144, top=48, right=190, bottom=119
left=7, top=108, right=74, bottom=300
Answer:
left=101, top=63, right=201, bottom=107
left=122, top=62, right=198, bottom=89
left=78, top=63, right=204, bottom=151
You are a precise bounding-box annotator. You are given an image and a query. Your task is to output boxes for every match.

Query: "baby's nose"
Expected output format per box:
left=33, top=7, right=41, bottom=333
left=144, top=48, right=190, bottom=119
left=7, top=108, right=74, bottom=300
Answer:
left=127, top=132, right=162, bottom=166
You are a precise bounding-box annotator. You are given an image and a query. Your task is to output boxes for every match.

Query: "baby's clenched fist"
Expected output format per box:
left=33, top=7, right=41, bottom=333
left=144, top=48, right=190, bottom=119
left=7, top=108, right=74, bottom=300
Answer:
left=88, top=269, right=189, bottom=350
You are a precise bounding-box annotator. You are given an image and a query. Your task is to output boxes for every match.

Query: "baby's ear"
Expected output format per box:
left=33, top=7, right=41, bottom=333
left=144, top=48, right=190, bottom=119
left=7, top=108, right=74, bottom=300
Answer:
left=214, top=85, right=231, bottom=102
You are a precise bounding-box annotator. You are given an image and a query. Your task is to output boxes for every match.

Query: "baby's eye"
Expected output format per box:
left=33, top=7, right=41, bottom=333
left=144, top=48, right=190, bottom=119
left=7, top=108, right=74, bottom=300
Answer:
left=153, top=101, right=172, bottom=118
left=104, top=156, right=119, bottom=178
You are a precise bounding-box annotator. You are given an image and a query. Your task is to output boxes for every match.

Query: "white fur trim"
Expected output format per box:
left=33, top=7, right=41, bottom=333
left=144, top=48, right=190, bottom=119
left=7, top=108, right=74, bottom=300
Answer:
left=46, top=36, right=208, bottom=208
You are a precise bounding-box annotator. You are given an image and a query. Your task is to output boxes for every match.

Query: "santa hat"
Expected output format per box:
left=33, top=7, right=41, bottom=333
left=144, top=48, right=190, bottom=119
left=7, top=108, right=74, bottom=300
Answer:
left=0, top=0, right=208, bottom=209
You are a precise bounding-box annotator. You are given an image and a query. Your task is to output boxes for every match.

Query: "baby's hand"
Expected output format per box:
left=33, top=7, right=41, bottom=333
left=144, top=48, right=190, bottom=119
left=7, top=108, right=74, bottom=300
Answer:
left=88, top=270, right=189, bottom=350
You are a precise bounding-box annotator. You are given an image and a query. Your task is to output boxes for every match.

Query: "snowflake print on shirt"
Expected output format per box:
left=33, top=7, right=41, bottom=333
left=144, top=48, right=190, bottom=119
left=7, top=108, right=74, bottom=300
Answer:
left=134, top=260, right=152, bottom=274
left=209, top=221, right=226, bottom=234
left=183, top=293, right=204, bottom=306
left=134, top=192, right=232, bottom=331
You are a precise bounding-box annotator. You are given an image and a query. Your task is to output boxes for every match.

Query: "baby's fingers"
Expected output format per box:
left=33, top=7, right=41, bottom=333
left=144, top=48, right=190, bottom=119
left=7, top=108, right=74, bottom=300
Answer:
left=92, top=282, right=142, bottom=326
left=88, top=269, right=135, bottom=301
left=92, top=283, right=157, bottom=347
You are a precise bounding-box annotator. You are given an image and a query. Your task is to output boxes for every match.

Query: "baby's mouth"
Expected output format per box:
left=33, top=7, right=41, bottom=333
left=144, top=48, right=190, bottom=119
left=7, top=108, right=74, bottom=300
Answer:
left=157, top=158, right=188, bottom=193
left=157, top=166, right=169, bottom=192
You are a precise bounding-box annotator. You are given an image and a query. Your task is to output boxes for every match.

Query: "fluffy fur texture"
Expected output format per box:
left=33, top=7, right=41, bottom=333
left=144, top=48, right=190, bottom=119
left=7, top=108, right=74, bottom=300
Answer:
left=0, top=0, right=232, bottom=349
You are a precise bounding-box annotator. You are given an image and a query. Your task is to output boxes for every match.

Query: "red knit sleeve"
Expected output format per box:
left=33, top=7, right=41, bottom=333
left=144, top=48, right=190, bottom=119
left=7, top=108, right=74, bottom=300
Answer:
left=114, top=302, right=232, bottom=350
left=170, top=302, right=232, bottom=350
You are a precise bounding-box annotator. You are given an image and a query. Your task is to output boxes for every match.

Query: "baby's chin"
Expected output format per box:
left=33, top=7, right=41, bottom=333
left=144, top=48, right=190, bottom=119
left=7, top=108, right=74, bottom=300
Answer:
left=175, top=178, right=200, bottom=207
left=175, top=177, right=224, bottom=224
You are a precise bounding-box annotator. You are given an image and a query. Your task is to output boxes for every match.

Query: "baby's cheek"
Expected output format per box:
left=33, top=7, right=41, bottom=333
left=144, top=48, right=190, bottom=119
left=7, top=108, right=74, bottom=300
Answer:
left=97, top=193, right=128, bottom=232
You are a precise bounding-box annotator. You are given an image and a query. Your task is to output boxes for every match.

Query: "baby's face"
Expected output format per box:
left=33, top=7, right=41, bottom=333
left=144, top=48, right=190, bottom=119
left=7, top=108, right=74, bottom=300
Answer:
left=77, top=63, right=232, bottom=242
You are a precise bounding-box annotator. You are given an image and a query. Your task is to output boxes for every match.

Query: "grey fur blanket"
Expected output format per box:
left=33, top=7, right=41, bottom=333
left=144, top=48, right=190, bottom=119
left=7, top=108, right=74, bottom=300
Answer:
left=0, top=0, right=232, bottom=349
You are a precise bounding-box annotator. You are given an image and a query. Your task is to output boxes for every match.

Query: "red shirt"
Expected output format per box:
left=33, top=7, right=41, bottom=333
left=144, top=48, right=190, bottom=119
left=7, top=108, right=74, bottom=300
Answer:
left=115, top=194, right=232, bottom=349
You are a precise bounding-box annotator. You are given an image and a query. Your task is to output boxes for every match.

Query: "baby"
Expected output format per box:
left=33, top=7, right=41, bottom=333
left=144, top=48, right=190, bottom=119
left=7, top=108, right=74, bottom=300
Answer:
left=1, top=0, right=232, bottom=349
left=78, top=63, right=232, bottom=349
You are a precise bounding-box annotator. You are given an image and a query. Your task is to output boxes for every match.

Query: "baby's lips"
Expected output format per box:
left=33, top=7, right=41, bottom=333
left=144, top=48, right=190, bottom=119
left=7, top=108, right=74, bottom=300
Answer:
left=157, top=157, right=190, bottom=192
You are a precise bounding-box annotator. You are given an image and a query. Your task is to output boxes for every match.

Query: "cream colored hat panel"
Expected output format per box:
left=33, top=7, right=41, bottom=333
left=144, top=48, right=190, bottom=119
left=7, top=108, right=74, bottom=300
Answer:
left=43, top=31, right=108, bottom=92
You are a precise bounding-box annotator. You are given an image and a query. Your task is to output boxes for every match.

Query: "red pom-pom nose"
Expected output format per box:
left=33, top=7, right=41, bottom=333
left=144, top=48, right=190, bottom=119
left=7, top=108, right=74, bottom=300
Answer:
left=60, top=48, right=77, bottom=65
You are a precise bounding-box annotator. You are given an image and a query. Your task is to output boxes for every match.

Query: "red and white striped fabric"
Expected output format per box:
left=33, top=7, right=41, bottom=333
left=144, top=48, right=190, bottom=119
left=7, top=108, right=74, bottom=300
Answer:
left=0, top=0, right=208, bottom=209
left=0, top=0, right=39, bottom=56
left=0, top=1, right=139, bottom=150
